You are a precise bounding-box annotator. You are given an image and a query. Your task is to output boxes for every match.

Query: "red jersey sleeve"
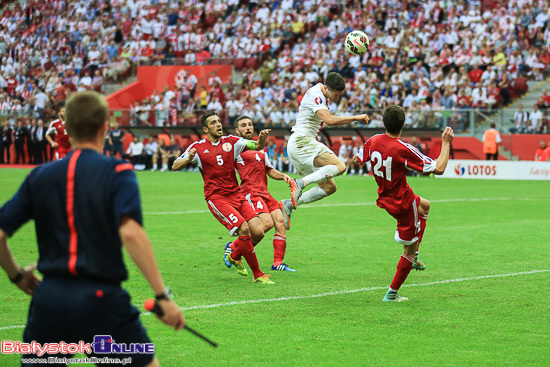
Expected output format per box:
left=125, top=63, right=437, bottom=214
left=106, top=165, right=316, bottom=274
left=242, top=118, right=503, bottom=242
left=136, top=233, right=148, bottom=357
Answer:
left=355, top=139, right=371, bottom=164
left=402, top=142, right=437, bottom=174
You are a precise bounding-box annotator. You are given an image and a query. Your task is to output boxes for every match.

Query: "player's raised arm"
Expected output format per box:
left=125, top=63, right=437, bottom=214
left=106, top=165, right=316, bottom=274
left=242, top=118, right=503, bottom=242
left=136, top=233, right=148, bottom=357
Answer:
left=433, top=127, right=454, bottom=175
left=317, top=109, right=369, bottom=127
left=172, top=147, right=197, bottom=171
left=249, top=129, right=271, bottom=151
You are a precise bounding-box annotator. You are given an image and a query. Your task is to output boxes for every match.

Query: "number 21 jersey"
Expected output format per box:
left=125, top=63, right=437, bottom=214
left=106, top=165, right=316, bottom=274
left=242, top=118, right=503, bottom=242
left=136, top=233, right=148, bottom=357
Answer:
left=356, top=134, right=436, bottom=200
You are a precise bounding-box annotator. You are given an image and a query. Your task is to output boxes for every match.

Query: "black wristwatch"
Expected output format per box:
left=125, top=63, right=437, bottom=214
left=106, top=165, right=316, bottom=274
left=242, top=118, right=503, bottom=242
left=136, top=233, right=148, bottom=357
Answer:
left=155, top=286, right=173, bottom=301
left=10, top=267, right=24, bottom=284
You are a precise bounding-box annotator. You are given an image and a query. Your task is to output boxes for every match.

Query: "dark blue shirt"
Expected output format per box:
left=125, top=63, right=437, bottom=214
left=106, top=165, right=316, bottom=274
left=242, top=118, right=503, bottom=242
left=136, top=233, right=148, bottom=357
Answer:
left=0, top=149, right=142, bottom=282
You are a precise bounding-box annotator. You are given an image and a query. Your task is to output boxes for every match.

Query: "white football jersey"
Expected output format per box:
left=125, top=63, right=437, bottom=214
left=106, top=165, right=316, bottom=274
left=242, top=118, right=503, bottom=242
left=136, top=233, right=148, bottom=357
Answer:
left=291, top=83, right=329, bottom=137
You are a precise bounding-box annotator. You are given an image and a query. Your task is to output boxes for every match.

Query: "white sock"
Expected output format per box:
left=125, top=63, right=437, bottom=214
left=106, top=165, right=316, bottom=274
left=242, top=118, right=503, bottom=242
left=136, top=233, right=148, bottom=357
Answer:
left=297, top=186, right=328, bottom=206
left=162, top=163, right=168, bottom=169
left=152, top=163, right=157, bottom=170
left=302, top=165, right=340, bottom=186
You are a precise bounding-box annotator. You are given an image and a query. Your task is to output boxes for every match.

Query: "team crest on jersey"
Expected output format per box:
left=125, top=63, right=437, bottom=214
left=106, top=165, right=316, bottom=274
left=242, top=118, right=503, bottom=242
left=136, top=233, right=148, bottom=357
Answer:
left=222, top=143, right=232, bottom=152
left=314, top=97, right=322, bottom=105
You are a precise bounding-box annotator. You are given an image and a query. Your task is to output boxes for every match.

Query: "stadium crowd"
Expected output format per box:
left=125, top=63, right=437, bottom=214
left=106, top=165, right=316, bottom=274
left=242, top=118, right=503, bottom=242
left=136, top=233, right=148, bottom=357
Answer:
left=1, top=0, right=550, bottom=165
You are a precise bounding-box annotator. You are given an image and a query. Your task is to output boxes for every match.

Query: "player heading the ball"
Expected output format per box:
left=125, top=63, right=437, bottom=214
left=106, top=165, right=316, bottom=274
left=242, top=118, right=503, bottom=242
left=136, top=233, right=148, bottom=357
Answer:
left=279, top=72, right=369, bottom=229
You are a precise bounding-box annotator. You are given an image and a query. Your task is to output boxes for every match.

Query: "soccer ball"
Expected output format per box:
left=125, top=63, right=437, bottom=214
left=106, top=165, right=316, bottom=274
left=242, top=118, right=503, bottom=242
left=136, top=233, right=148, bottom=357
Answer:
left=345, top=31, right=369, bottom=55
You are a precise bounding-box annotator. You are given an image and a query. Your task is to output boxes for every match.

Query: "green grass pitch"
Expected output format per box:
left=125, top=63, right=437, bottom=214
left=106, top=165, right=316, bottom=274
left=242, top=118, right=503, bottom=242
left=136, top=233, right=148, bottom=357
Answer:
left=0, top=169, right=549, bottom=366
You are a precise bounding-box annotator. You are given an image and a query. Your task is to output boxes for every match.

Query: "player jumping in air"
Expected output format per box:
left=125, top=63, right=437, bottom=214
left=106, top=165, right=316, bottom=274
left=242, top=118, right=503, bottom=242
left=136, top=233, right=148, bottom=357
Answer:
left=46, top=106, right=72, bottom=161
left=354, top=105, right=454, bottom=302
left=225, top=115, right=296, bottom=272
left=172, top=111, right=275, bottom=284
left=280, top=72, right=369, bottom=229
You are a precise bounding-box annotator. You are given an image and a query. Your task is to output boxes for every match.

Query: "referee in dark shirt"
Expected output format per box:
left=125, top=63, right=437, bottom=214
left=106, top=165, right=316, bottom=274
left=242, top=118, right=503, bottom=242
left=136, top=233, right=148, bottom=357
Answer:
left=0, top=91, right=185, bottom=367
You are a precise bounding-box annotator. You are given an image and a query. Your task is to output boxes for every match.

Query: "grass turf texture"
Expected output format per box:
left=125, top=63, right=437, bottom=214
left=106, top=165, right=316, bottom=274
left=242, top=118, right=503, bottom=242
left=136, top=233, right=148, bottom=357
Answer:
left=0, top=169, right=549, bottom=366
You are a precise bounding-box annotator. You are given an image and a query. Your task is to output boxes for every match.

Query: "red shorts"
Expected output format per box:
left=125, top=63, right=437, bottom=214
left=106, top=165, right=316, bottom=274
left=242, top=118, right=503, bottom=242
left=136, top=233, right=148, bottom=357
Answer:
left=54, top=146, right=72, bottom=160
left=378, top=191, right=421, bottom=245
left=206, top=193, right=258, bottom=236
left=243, top=192, right=280, bottom=214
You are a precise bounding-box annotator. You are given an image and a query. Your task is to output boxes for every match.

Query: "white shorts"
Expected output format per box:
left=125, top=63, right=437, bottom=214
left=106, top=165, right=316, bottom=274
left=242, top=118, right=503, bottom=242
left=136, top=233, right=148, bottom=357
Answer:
left=287, top=134, right=335, bottom=176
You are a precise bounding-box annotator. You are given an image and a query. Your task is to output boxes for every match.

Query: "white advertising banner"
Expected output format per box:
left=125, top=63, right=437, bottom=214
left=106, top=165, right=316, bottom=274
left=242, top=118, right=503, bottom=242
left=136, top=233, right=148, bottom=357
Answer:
left=437, top=160, right=550, bottom=180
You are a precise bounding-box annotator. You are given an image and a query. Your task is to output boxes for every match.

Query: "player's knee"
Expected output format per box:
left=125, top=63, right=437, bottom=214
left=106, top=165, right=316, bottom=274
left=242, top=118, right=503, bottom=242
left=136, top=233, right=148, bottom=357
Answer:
left=419, top=199, right=430, bottom=216
left=263, top=217, right=274, bottom=232
left=251, top=229, right=264, bottom=243
left=335, top=160, right=347, bottom=175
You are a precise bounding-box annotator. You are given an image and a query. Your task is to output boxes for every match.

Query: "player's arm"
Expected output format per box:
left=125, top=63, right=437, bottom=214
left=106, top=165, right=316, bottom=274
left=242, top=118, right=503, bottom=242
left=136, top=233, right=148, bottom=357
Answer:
left=317, top=109, right=369, bottom=127
left=120, top=216, right=185, bottom=330
left=45, top=133, right=57, bottom=147
left=266, top=167, right=292, bottom=184
left=246, top=129, right=272, bottom=151
left=45, top=122, right=58, bottom=147
left=172, top=147, right=196, bottom=171
left=433, top=127, right=454, bottom=175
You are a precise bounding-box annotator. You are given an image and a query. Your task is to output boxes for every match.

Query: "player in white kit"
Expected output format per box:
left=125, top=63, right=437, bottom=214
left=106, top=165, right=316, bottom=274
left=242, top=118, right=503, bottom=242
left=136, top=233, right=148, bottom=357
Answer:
left=279, top=72, right=369, bottom=228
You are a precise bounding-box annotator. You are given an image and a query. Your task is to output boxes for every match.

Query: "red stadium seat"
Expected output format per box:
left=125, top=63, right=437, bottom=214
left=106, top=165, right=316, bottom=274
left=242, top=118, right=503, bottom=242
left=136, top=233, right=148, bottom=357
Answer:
left=245, top=58, right=259, bottom=70
left=234, top=58, right=246, bottom=70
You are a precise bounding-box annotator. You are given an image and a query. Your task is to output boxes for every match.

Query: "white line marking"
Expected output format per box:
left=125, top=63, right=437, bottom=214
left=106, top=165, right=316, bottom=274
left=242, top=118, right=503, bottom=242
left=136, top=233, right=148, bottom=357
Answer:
left=2, top=271, right=547, bottom=330
left=0, top=324, right=26, bottom=331
left=176, top=269, right=549, bottom=312
left=144, top=197, right=546, bottom=215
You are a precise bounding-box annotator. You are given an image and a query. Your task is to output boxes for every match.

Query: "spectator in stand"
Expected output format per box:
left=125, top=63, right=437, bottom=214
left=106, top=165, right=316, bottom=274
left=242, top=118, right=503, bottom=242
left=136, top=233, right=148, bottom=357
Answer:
left=14, top=120, right=26, bottom=164
left=1, top=120, right=13, bottom=164
left=266, top=139, right=279, bottom=168
left=163, top=137, right=182, bottom=171
left=483, top=123, right=502, bottom=161
left=124, top=136, right=145, bottom=170
left=92, top=70, right=103, bottom=93
left=143, top=135, right=159, bottom=169
left=151, top=139, right=167, bottom=172
left=26, top=119, right=36, bottom=164
left=226, top=95, right=243, bottom=126
left=534, top=140, right=548, bottom=161
left=199, top=86, right=209, bottom=109
left=34, top=119, right=47, bottom=164
left=510, top=104, right=529, bottom=134
left=110, top=122, right=126, bottom=159
left=469, top=65, right=484, bottom=85
left=528, top=104, right=543, bottom=133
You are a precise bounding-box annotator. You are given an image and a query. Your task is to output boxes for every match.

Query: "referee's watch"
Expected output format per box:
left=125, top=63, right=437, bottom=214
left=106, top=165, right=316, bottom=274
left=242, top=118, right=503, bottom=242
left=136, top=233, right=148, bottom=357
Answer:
left=155, top=286, right=173, bottom=301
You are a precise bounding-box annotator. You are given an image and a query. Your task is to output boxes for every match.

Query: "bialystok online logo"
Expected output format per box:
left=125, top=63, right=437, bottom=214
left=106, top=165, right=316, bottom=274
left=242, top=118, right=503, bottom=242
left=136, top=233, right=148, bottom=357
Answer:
left=1, top=336, right=155, bottom=356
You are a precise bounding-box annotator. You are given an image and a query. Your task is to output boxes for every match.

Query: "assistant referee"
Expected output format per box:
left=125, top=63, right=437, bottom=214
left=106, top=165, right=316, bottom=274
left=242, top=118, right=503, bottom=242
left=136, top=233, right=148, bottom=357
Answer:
left=0, top=91, right=185, bottom=367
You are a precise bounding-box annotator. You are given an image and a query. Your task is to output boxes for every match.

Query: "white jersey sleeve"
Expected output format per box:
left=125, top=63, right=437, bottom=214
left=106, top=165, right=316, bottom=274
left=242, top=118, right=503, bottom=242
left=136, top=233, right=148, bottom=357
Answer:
left=46, top=120, right=58, bottom=136
left=264, top=153, right=274, bottom=169
left=291, top=83, right=329, bottom=137
left=180, top=141, right=199, bottom=164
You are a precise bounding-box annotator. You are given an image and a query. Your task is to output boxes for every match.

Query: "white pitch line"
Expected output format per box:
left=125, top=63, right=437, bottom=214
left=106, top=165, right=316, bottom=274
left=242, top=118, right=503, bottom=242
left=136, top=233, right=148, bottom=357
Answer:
left=144, top=197, right=546, bottom=215
left=1, top=269, right=548, bottom=329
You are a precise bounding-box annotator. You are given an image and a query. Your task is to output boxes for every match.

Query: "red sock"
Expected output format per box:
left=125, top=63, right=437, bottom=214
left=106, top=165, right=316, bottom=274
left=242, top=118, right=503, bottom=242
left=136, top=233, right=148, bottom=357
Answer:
left=231, top=235, right=263, bottom=278
left=390, top=254, right=414, bottom=291
left=229, top=241, right=237, bottom=252
left=273, top=234, right=286, bottom=266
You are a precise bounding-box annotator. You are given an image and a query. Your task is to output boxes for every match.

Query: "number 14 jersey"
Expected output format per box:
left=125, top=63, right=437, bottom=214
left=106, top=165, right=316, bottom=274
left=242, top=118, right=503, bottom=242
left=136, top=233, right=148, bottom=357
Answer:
left=356, top=134, right=436, bottom=200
